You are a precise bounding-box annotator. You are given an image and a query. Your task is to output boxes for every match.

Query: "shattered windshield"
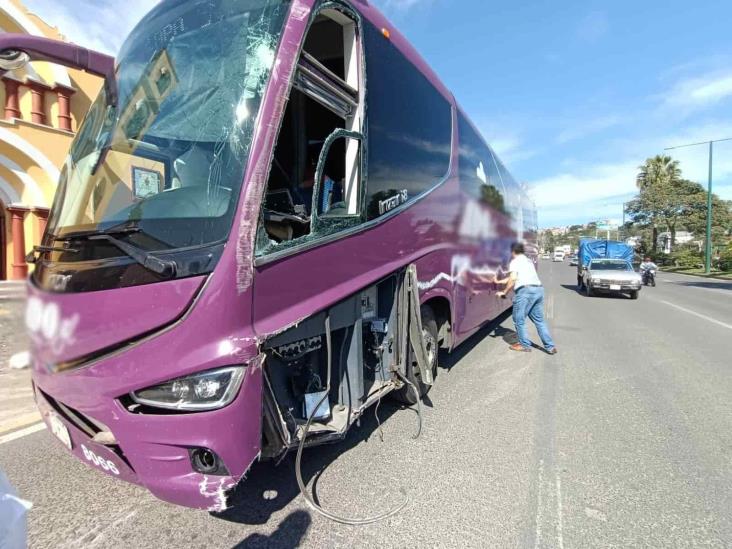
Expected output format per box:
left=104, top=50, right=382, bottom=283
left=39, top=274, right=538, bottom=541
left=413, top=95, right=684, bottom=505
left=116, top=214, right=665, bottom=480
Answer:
left=45, top=0, right=291, bottom=253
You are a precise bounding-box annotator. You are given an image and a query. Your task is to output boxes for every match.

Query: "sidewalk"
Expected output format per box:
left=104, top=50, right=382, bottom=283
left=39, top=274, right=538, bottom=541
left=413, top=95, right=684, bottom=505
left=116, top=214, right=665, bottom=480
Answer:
left=0, top=280, right=26, bottom=302
left=0, top=294, right=39, bottom=437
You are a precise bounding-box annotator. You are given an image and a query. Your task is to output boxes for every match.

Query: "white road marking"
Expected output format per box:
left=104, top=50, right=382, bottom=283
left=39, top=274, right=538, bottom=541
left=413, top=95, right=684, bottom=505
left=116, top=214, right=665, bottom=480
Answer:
left=86, top=509, right=139, bottom=547
left=534, top=459, right=565, bottom=549
left=546, top=294, right=555, bottom=320
left=0, top=422, right=46, bottom=445
left=534, top=459, right=544, bottom=549
left=660, top=300, right=732, bottom=331
left=555, top=473, right=565, bottom=549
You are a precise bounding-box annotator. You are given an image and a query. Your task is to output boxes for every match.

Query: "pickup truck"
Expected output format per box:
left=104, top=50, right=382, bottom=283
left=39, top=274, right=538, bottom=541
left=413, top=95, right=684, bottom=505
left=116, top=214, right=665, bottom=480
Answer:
left=581, top=259, right=642, bottom=299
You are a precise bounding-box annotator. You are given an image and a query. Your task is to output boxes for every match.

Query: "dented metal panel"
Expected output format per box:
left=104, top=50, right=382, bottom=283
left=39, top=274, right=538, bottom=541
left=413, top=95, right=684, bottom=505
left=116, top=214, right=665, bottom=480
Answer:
left=406, top=265, right=433, bottom=385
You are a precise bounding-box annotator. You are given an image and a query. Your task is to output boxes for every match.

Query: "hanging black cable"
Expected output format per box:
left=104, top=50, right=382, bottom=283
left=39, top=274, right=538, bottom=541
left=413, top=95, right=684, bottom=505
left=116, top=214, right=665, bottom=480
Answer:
left=294, top=315, right=419, bottom=525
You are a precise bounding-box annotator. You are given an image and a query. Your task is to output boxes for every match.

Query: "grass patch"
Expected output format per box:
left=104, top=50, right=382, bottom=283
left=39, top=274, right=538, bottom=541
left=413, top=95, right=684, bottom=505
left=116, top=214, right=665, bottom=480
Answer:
left=660, top=267, right=732, bottom=280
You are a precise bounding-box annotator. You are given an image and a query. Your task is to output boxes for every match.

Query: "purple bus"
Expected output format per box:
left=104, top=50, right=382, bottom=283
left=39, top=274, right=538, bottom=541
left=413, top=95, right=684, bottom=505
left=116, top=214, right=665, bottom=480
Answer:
left=2, top=0, right=536, bottom=511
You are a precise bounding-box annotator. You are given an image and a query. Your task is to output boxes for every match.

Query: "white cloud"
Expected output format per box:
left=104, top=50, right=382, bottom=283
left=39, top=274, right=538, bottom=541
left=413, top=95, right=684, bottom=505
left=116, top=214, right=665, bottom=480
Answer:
left=532, top=120, right=732, bottom=227
left=659, top=70, right=732, bottom=113
left=23, top=0, right=155, bottom=54
left=529, top=161, right=638, bottom=210
left=473, top=119, right=539, bottom=171
left=489, top=135, right=520, bottom=159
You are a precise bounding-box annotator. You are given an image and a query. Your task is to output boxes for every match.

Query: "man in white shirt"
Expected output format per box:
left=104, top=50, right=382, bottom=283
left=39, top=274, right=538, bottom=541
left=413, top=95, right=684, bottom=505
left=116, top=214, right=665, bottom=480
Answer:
left=494, top=242, right=556, bottom=354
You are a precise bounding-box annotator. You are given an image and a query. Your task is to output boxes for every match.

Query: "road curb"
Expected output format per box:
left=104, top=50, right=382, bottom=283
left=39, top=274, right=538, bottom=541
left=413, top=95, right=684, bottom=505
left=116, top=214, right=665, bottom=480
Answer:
left=659, top=269, right=732, bottom=281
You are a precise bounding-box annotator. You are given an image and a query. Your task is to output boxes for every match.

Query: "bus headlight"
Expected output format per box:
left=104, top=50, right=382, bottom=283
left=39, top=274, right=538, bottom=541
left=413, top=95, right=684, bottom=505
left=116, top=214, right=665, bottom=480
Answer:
left=130, top=367, right=245, bottom=411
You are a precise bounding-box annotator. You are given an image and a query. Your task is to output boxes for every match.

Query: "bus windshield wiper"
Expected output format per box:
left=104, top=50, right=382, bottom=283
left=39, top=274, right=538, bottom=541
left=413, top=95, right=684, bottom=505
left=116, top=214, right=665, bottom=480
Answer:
left=87, top=233, right=177, bottom=277
left=52, top=221, right=141, bottom=242
left=25, top=244, right=80, bottom=264
left=54, top=224, right=177, bottom=277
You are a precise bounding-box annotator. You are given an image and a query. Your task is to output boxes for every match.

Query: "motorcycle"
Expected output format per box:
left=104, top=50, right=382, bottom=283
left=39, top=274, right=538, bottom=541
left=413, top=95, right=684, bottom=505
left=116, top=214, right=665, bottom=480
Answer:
left=641, top=268, right=656, bottom=287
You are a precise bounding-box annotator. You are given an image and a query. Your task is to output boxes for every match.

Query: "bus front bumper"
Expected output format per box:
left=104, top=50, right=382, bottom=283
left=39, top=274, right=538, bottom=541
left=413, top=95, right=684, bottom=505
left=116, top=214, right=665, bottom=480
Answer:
left=32, top=359, right=264, bottom=511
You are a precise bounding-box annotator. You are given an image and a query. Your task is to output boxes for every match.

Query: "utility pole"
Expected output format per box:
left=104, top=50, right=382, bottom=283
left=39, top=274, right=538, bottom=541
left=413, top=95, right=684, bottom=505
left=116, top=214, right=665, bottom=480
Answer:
left=621, top=202, right=626, bottom=241
left=664, top=136, right=732, bottom=274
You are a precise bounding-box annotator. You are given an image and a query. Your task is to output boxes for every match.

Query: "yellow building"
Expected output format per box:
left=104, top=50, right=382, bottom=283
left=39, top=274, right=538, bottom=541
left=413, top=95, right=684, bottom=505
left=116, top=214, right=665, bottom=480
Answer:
left=0, top=0, right=102, bottom=280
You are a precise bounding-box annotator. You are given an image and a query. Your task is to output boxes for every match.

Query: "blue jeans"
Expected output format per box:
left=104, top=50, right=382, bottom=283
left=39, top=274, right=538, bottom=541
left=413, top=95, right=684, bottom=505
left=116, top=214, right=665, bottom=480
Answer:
left=512, top=286, right=555, bottom=350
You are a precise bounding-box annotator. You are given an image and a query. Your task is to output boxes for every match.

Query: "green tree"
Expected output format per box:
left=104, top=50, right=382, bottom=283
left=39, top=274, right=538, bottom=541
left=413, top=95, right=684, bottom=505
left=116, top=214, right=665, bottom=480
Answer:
left=629, top=155, right=683, bottom=252
left=678, top=182, right=732, bottom=245
left=540, top=230, right=556, bottom=252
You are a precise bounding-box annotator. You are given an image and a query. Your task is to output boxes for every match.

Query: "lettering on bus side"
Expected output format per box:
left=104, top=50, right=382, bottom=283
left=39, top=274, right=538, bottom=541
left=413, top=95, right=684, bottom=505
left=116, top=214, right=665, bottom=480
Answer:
left=378, top=190, right=408, bottom=215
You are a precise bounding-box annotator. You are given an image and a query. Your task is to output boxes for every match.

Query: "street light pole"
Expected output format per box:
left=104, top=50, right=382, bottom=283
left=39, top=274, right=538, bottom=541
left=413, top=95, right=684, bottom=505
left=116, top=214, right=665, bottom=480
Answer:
left=706, top=142, right=713, bottom=273
left=664, top=136, right=732, bottom=274
left=621, top=202, right=626, bottom=241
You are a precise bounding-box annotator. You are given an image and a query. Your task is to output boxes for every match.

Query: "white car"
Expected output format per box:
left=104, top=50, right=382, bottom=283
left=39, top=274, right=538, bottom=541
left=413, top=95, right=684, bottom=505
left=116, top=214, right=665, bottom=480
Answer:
left=580, top=259, right=642, bottom=299
left=552, top=252, right=565, bottom=262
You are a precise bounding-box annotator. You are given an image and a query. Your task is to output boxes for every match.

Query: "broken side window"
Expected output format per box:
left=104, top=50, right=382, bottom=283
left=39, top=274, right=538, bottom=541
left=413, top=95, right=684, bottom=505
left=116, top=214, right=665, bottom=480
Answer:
left=256, top=8, right=363, bottom=257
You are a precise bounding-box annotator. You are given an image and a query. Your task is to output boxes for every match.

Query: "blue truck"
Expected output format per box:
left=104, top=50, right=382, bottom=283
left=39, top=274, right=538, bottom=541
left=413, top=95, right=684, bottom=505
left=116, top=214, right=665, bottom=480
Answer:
left=577, top=239, right=640, bottom=297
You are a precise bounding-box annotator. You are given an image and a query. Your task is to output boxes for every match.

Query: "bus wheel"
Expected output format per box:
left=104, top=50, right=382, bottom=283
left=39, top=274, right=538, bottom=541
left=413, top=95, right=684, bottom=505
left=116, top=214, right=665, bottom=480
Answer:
left=392, top=305, right=438, bottom=405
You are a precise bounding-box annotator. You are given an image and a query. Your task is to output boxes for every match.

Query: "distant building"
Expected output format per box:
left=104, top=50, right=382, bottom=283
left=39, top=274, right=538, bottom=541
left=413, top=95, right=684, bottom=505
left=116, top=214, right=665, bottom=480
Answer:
left=0, top=0, right=103, bottom=279
left=657, top=231, right=694, bottom=254
left=625, top=236, right=640, bottom=248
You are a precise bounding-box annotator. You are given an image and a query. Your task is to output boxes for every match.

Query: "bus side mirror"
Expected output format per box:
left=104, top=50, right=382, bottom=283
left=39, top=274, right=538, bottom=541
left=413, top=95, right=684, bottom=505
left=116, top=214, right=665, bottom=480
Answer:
left=0, top=49, right=30, bottom=71
left=0, top=33, right=117, bottom=118
left=0, top=34, right=113, bottom=78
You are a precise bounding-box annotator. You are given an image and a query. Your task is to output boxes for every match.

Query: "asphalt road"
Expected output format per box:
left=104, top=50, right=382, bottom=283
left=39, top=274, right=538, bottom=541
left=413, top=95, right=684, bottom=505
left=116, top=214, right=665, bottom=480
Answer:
left=1, top=262, right=730, bottom=548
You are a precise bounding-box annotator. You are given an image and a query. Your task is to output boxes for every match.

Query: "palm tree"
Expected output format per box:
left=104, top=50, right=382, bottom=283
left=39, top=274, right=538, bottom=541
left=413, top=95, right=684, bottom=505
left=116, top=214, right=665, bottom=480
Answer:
left=636, top=155, right=682, bottom=252
left=636, top=154, right=681, bottom=189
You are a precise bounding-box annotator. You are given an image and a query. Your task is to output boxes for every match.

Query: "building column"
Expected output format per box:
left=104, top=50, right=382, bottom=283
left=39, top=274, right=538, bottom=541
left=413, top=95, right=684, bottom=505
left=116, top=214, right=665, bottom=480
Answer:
left=29, top=84, right=47, bottom=125
left=32, top=207, right=50, bottom=239
left=7, top=206, right=29, bottom=279
left=3, top=78, right=21, bottom=120
left=54, top=86, right=74, bottom=131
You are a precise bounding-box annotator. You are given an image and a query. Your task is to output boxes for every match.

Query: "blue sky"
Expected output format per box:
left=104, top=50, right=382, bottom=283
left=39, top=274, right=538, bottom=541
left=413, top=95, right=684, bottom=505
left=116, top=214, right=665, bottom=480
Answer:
left=25, top=0, right=732, bottom=228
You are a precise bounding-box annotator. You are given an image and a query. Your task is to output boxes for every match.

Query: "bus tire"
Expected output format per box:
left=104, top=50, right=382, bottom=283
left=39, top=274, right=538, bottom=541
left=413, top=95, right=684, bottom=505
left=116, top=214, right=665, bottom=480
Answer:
left=392, top=304, right=438, bottom=405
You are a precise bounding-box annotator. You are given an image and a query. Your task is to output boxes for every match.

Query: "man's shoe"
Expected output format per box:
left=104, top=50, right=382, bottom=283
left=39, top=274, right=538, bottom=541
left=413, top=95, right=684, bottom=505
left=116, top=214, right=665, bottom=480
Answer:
left=546, top=348, right=558, bottom=355
left=509, top=343, right=531, bottom=352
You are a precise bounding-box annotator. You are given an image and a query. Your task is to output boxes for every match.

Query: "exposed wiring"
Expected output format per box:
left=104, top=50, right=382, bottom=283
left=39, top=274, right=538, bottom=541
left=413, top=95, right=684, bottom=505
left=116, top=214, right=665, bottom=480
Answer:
left=374, top=393, right=384, bottom=442
left=395, top=370, right=423, bottom=440
left=295, top=315, right=409, bottom=525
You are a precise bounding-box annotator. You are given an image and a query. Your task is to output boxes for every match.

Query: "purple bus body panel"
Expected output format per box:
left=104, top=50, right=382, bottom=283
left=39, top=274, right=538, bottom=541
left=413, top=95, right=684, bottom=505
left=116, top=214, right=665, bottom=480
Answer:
left=26, top=276, right=205, bottom=365
left=25, top=0, right=522, bottom=509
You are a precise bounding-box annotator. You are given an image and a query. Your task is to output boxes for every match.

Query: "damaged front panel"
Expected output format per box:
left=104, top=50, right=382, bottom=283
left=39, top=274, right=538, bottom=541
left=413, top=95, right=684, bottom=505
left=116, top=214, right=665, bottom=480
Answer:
left=260, top=274, right=395, bottom=456
left=260, top=266, right=429, bottom=458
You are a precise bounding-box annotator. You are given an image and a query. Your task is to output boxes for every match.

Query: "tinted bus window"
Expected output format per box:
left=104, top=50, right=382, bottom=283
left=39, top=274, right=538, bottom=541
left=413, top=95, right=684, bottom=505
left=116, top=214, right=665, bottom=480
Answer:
left=363, top=23, right=452, bottom=220
left=457, top=112, right=506, bottom=213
